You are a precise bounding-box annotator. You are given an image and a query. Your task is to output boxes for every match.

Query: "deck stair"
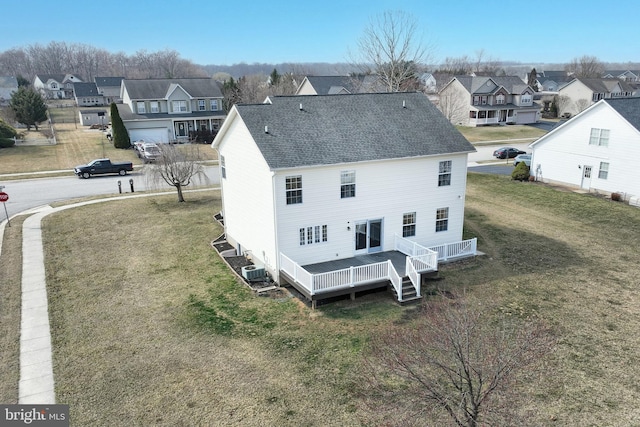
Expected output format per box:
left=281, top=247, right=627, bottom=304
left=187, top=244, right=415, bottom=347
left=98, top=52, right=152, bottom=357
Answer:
left=390, top=276, right=422, bottom=305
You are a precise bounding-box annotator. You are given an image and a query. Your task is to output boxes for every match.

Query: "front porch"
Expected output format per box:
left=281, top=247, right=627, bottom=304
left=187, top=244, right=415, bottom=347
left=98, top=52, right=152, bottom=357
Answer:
left=279, top=236, right=477, bottom=307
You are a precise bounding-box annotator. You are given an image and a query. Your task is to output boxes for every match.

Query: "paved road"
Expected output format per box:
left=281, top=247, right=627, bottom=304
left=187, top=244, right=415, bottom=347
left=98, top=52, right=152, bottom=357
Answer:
left=0, top=166, right=221, bottom=220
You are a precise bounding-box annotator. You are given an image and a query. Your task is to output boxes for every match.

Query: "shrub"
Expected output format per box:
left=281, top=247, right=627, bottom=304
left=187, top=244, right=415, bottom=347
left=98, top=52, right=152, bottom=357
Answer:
left=611, top=192, right=622, bottom=202
left=511, top=162, right=530, bottom=181
left=0, top=138, right=15, bottom=148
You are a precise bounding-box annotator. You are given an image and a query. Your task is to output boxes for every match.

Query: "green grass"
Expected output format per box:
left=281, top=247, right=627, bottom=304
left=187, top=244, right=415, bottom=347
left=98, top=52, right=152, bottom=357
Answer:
left=3, top=173, right=640, bottom=425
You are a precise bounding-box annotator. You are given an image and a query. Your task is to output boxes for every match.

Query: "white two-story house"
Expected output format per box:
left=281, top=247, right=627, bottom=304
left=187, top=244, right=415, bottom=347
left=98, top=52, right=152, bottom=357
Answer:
left=212, top=92, right=477, bottom=306
left=33, top=74, right=83, bottom=99
left=438, top=76, right=540, bottom=126
left=116, top=78, right=226, bottom=143
left=530, top=97, right=640, bottom=202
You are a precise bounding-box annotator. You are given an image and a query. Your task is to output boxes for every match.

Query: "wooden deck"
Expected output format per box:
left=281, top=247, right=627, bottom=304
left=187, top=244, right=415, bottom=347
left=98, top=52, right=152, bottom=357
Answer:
left=303, top=251, right=408, bottom=276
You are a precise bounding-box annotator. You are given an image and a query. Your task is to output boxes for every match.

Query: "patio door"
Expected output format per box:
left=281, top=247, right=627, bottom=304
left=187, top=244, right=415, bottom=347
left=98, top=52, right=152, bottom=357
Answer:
left=581, top=165, right=592, bottom=190
left=355, top=219, right=383, bottom=254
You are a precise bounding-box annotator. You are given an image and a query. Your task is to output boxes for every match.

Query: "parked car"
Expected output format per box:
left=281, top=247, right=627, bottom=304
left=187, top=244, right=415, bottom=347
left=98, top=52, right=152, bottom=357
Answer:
left=493, top=147, right=526, bottom=159
left=137, top=143, right=162, bottom=163
left=74, top=158, right=134, bottom=179
left=513, top=154, right=531, bottom=167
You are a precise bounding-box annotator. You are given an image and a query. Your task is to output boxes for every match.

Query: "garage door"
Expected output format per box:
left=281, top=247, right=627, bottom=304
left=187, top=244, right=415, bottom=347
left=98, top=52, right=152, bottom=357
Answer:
left=128, top=128, right=168, bottom=143
left=516, top=112, right=536, bottom=124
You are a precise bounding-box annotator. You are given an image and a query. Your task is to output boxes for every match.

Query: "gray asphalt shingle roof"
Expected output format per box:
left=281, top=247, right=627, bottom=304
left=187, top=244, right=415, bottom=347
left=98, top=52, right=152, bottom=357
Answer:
left=605, top=97, right=640, bottom=132
left=94, top=77, right=124, bottom=87
left=122, top=78, right=223, bottom=100
left=233, top=92, right=475, bottom=169
left=454, top=76, right=531, bottom=94
left=73, top=82, right=101, bottom=97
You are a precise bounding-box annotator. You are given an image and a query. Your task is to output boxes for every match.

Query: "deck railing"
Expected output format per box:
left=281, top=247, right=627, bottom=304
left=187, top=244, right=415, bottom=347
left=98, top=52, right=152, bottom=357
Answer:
left=428, top=238, right=477, bottom=262
left=395, top=234, right=438, bottom=297
left=280, top=253, right=399, bottom=297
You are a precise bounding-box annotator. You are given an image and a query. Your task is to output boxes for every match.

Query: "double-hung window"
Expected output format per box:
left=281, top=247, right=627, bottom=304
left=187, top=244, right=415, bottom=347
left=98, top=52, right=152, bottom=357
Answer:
left=137, top=101, right=146, bottom=114
left=435, top=208, right=449, bottom=232
left=598, top=162, right=609, bottom=179
left=198, top=99, right=206, bottom=111
left=286, top=176, right=302, bottom=204
left=589, top=128, right=609, bottom=146
left=299, top=225, right=328, bottom=245
left=210, top=99, right=219, bottom=111
left=172, top=100, right=187, bottom=112
left=340, top=171, right=356, bottom=198
left=150, top=101, right=159, bottom=113
left=438, top=160, right=452, bottom=186
left=403, top=212, right=416, bottom=237
left=220, top=156, right=226, bottom=179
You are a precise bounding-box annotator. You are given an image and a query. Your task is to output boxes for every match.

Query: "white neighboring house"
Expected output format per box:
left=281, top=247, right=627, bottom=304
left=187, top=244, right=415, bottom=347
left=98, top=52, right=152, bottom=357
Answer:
left=212, top=92, right=477, bottom=305
left=530, top=97, right=640, bottom=201
left=557, top=78, right=635, bottom=118
left=33, top=74, right=82, bottom=99
left=0, top=76, right=18, bottom=105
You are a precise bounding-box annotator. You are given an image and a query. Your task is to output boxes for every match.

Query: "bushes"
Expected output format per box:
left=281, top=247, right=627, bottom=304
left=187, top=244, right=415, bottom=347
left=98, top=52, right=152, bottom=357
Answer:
left=511, top=161, right=530, bottom=181
left=0, top=119, right=18, bottom=148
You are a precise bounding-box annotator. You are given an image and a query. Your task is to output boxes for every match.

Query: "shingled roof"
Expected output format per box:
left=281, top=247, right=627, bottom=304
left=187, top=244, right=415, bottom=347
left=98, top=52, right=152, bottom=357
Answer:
left=454, top=75, right=531, bottom=94
left=228, top=92, right=475, bottom=170
left=73, top=82, right=100, bottom=97
left=605, top=97, right=640, bottom=132
left=122, top=78, right=223, bottom=99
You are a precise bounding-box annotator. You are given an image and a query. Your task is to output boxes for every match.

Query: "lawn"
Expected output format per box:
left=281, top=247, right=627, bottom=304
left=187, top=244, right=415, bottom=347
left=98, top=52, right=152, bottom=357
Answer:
left=0, top=103, right=217, bottom=177
left=457, top=123, right=549, bottom=143
left=2, top=173, right=640, bottom=425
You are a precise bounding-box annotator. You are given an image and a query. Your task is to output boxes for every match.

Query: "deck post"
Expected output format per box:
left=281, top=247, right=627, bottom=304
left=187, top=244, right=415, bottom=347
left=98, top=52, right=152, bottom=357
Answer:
left=351, top=292, right=355, bottom=300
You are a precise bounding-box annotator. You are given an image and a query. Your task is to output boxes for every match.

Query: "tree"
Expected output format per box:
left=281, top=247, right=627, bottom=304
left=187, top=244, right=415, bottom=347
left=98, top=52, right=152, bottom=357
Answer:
left=144, top=144, right=209, bottom=202
left=574, top=98, right=591, bottom=113
left=222, top=77, right=241, bottom=113
left=359, top=294, right=555, bottom=426
left=0, top=119, right=18, bottom=148
left=528, top=68, right=538, bottom=91
left=109, top=102, right=130, bottom=149
left=351, top=11, right=431, bottom=92
left=565, top=55, right=604, bottom=78
left=437, top=88, right=469, bottom=125
left=9, top=86, right=47, bottom=130
left=512, top=161, right=530, bottom=181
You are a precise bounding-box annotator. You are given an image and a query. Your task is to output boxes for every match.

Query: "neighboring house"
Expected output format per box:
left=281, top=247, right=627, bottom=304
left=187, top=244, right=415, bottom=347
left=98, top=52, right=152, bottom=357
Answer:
left=212, top=92, right=477, bottom=306
left=33, top=74, right=82, bottom=99
left=603, top=70, right=640, bottom=82
left=438, top=75, right=540, bottom=126
left=73, top=82, right=104, bottom=106
left=95, top=77, right=124, bottom=104
left=116, top=78, right=225, bottom=143
left=295, top=75, right=383, bottom=95
left=419, top=72, right=437, bottom=93
left=79, top=109, right=107, bottom=126
left=530, top=97, right=640, bottom=201
left=534, top=70, right=573, bottom=92
left=0, top=76, right=18, bottom=105
left=557, top=78, right=635, bottom=118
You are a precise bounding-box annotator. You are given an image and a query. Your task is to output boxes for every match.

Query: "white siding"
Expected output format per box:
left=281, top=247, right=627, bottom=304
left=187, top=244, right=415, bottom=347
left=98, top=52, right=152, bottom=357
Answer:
left=217, top=119, right=278, bottom=275
left=558, top=81, right=593, bottom=117
left=531, top=102, right=640, bottom=198
left=296, top=80, right=318, bottom=95
left=274, top=154, right=469, bottom=266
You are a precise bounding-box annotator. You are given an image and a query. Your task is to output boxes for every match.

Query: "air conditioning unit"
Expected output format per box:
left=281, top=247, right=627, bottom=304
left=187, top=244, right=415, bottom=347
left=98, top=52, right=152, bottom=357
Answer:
left=241, top=265, right=265, bottom=281
left=629, top=196, right=640, bottom=208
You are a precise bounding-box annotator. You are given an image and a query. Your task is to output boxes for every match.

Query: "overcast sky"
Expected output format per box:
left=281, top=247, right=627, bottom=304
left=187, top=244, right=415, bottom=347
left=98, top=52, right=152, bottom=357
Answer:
left=2, top=0, right=633, bottom=66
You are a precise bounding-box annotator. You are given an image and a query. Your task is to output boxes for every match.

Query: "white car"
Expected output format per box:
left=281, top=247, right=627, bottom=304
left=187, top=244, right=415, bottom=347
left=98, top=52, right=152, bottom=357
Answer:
left=513, top=154, right=531, bottom=167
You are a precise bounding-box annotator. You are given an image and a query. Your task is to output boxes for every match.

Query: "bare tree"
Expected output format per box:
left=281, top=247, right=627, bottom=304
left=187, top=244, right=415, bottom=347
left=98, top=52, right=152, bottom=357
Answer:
left=554, top=94, right=572, bottom=118
left=351, top=10, right=432, bottom=92
left=565, top=55, right=604, bottom=78
left=574, top=98, right=591, bottom=113
left=144, top=144, right=209, bottom=202
left=358, top=294, right=555, bottom=427
left=437, top=89, right=469, bottom=125
left=439, top=56, right=472, bottom=75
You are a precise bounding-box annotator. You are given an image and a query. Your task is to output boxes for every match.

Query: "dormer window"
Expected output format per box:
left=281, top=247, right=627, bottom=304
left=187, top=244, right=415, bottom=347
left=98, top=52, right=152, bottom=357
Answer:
left=172, top=100, right=187, bottom=112
left=496, top=94, right=505, bottom=105
left=51, top=83, right=57, bottom=89
left=521, top=94, right=532, bottom=104
left=137, top=101, right=146, bottom=114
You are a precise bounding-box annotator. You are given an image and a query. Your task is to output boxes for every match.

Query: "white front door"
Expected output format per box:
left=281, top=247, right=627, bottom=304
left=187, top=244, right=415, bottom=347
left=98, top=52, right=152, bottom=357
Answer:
left=581, top=166, right=592, bottom=190
left=355, top=219, right=383, bottom=254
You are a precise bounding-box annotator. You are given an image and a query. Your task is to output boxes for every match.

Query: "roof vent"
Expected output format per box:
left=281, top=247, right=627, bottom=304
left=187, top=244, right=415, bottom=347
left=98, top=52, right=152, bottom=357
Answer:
left=299, top=103, right=303, bottom=111
left=402, top=100, right=406, bottom=108
left=264, top=125, right=269, bottom=134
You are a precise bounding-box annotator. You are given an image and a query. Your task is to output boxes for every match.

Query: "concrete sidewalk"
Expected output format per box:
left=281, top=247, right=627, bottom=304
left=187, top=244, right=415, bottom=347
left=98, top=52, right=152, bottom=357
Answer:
left=19, top=207, right=56, bottom=404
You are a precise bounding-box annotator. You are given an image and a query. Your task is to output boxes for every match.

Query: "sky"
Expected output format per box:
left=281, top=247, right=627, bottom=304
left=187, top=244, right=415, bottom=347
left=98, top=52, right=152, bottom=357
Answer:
left=1, top=0, right=635, bottom=67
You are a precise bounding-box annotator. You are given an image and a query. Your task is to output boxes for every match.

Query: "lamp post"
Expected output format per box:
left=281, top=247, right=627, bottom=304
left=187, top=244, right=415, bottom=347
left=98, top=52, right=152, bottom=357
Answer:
left=98, top=111, right=105, bottom=157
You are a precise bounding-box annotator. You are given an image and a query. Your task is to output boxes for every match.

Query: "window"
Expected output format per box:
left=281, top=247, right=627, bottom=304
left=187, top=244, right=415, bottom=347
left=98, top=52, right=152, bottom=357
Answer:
left=435, top=208, right=449, bottom=232
left=198, top=99, right=206, bottom=111
left=403, top=212, right=416, bottom=237
left=481, top=96, right=487, bottom=105
left=299, top=225, right=328, bottom=245
left=172, top=100, right=187, bottom=112
left=210, top=99, right=219, bottom=111
left=438, top=160, right=452, bottom=186
left=340, top=171, right=356, bottom=198
left=51, top=83, right=57, bottom=89
left=286, top=176, right=302, bottom=204
left=137, top=101, right=146, bottom=114
left=150, top=101, right=159, bottom=113
left=598, top=162, right=609, bottom=179
left=473, top=96, right=480, bottom=106
left=220, top=156, right=226, bottom=179
left=589, top=128, right=609, bottom=146
left=496, top=94, right=505, bottom=105
left=521, top=93, right=532, bottom=104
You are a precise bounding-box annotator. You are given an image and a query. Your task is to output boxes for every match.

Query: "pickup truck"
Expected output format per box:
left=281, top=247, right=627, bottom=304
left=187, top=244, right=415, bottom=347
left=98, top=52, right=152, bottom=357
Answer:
left=74, top=158, right=134, bottom=179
